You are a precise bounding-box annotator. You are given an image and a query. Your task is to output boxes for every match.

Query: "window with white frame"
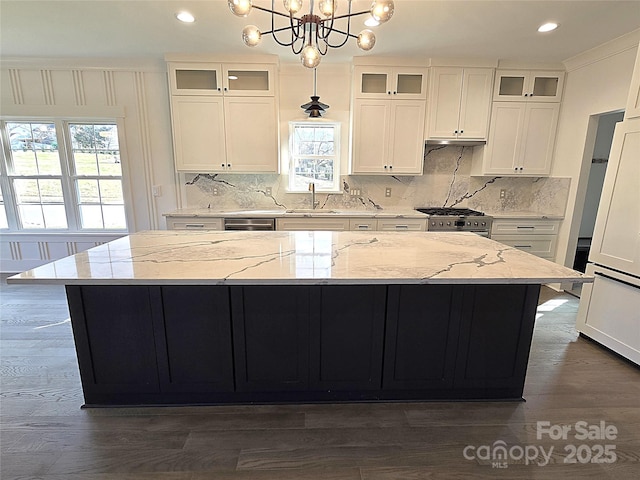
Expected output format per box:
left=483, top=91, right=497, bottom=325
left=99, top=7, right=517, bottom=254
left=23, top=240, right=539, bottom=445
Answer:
left=288, top=121, right=340, bottom=192
left=0, top=120, right=127, bottom=231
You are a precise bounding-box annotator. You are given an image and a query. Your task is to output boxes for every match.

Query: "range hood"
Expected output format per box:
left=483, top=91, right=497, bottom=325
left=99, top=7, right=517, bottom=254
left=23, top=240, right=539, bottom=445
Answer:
left=426, top=139, right=486, bottom=147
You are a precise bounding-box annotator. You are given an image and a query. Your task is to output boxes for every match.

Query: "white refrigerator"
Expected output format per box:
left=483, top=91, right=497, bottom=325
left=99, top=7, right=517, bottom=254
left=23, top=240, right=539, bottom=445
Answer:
left=576, top=117, right=640, bottom=365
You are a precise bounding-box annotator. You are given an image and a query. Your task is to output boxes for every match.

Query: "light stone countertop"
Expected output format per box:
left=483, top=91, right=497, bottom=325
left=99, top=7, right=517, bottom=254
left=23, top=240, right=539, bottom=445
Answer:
left=7, top=230, right=592, bottom=286
left=162, top=208, right=428, bottom=219
left=488, top=211, right=564, bottom=220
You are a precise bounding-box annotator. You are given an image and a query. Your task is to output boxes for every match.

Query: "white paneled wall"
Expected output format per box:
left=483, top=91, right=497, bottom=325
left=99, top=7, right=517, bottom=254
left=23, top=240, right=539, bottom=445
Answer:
left=0, top=58, right=178, bottom=272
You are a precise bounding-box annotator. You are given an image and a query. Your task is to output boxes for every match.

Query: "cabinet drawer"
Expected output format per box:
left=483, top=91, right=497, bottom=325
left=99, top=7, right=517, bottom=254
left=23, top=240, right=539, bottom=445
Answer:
left=491, top=219, right=560, bottom=235
left=350, top=219, right=377, bottom=231
left=376, top=219, right=426, bottom=231
left=491, top=234, right=557, bottom=258
left=166, top=217, right=223, bottom=230
left=276, top=218, right=350, bottom=231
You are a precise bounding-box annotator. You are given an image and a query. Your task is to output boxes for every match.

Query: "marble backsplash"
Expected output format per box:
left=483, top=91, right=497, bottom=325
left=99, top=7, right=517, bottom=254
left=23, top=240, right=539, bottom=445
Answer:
left=182, top=145, right=570, bottom=216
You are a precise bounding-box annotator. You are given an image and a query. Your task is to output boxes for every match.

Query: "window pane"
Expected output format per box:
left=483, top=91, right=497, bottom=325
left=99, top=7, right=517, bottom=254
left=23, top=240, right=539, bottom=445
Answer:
left=289, top=123, right=339, bottom=192
left=42, top=205, right=68, bottom=229
left=14, top=179, right=41, bottom=203
left=7, top=122, right=61, bottom=175
left=99, top=180, right=124, bottom=204
left=77, top=179, right=100, bottom=203
left=102, top=205, right=126, bottom=229
left=79, top=205, right=104, bottom=229
left=38, top=179, right=64, bottom=203
left=18, top=205, right=45, bottom=229
left=71, top=123, right=120, bottom=176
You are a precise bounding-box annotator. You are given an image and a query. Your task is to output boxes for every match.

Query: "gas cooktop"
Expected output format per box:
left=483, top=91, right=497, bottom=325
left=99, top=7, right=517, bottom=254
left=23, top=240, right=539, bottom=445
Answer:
left=415, top=207, right=492, bottom=235
left=416, top=207, right=485, bottom=216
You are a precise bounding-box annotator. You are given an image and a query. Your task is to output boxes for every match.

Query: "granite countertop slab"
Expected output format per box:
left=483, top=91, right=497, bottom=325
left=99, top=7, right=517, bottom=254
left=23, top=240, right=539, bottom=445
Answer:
left=162, top=208, right=428, bottom=219
left=8, top=231, right=592, bottom=286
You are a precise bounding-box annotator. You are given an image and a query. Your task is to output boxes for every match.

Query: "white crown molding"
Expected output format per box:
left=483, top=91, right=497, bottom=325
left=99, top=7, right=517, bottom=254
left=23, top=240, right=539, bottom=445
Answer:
left=563, top=29, right=640, bottom=73
left=496, top=60, right=565, bottom=70
left=0, top=57, right=166, bottom=72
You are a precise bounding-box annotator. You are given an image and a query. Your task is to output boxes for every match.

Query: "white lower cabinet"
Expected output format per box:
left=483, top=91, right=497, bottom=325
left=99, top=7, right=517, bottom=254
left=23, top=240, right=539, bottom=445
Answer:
left=165, top=217, right=223, bottom=230
left=276, top=217, right=426, bottom=231
left=349, top=219, right=377, bottom=231
left=376, top=218, right=426, bottom=231
left=276, top=217, right=350, bottom=231
left=491, top=218, right=560, bottom=259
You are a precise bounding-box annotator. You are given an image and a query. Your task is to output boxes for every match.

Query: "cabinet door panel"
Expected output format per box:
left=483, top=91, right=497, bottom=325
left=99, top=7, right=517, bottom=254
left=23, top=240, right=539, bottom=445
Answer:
left=428, top=67, right=463, bottom=138
left=454, top=285, right=538, bottom=391
left=459, top=68, right=493, bottom=139
left=310, top=286, right=386, bottom=391
left=388, top=100, right=425, bottom=174
left=484, top=103, right=525, bottom=174
left=224, top=97, right=278, bottom=173
left=156, top=286, right=234, bottom=392
left=67, top=286, right=160, bottom=394
left=232, top=286, right=310, bottom=392
left=351, top=99, right=389, bottom=173
left=520, top=103, right=559, bottom=175
left=384, top=285, right=462, bottom=390
left=171, top=97, right=226, bottom=172
left=590, top=119, right=640, bottom=275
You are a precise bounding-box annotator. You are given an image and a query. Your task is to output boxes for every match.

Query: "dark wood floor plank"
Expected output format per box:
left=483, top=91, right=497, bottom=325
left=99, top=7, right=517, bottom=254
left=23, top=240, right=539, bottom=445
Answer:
left=1, top=280, right=639, bottom=479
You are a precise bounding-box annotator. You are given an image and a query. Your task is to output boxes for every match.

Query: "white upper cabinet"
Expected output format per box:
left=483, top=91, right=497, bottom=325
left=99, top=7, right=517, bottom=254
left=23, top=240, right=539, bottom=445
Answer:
left=471, top=102, right=559, bottom=176
left=167, top=58, right=279, bottom=173
left=493, top=70, right=565, bottom=102
left=589, top=118, right=640, bottom=276
left=169, top=62, right=276, bottom=96
left=351, top=98, right=425, bottom=175
left=428, top=67, right=494, bottom=140
left=354, top=66, right=428, bottom=100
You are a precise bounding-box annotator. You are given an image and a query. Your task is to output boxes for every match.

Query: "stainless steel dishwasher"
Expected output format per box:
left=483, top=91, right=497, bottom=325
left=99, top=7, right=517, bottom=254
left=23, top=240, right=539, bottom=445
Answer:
left=224, top=218, right=276, bottom=231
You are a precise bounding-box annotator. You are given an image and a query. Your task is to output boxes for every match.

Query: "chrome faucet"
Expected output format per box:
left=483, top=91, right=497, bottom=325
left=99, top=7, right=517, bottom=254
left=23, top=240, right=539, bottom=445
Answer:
left=308, top=182, right=318, bottom=209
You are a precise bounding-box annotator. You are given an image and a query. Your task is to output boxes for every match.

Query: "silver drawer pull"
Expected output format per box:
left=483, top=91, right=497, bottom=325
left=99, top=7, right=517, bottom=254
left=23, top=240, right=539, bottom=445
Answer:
left=185, top=224, right=205, bottom=228
left=357, top=225, right=370, bottom=229
left=395, top=225, right=409, bottom=229
left=514, top=245, right=532, bottom=248
left=516, top=226, right=535, bottom=229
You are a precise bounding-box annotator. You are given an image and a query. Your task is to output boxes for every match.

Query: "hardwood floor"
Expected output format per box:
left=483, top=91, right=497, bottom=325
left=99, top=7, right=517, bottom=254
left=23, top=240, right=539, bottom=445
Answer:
left=1, top=278, right=639, bottom=479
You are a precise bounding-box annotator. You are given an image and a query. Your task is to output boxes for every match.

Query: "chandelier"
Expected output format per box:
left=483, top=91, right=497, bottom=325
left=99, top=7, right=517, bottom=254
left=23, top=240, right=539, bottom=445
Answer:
left=228, top=0, right=395, bottom=68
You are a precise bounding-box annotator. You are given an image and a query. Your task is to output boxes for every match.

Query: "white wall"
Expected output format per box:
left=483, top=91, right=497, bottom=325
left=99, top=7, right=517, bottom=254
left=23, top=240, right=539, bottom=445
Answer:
left=578, top=111, right=624, bottom=238
left=0, top=58, right=178, bottom=232
left=0, top=58, right=178, bottom=271
left=554, top=30, right=640, bottom=268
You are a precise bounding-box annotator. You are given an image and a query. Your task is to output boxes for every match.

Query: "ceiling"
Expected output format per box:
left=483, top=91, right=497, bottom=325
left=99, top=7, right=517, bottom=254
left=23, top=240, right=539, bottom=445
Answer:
left=1, top=1, right=639, bottom=65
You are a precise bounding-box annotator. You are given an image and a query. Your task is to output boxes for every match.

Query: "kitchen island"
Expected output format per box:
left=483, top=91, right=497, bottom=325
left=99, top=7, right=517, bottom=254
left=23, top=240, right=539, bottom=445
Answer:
left=8, top=230, right=591, bottom=406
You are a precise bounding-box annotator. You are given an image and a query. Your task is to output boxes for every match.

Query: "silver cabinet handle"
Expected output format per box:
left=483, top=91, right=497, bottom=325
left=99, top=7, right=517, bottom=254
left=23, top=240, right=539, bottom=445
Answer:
left=185, top=224, right=205, bottom=228
left=395, top=225, right=409, bottom=229
left=516, top=226, right=535, bottom=229
left=357, top=225, right=370, bottom=229
left=514, top=245, right=532, bottom=248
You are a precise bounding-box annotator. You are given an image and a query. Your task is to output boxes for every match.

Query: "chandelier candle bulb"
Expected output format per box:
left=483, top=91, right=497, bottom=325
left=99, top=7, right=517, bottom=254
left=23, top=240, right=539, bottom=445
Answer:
left=228, top=0, right=395, bottom=68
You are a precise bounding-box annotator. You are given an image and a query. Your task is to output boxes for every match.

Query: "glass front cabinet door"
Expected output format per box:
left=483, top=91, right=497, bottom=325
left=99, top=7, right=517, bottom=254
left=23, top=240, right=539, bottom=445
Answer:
left=354, top=66, right=428, bottom=100
left=169, top=63, right=275, bottom=96
left=493, top=70, right=565, bottom=102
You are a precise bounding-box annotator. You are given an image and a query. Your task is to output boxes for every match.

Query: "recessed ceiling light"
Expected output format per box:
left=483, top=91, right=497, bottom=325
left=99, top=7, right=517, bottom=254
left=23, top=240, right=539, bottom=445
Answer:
left=538, top=22, right=558, bottom=33
left=364, top=16, right=380, bottom=27
left=176, top=11, right=195, bottom=23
